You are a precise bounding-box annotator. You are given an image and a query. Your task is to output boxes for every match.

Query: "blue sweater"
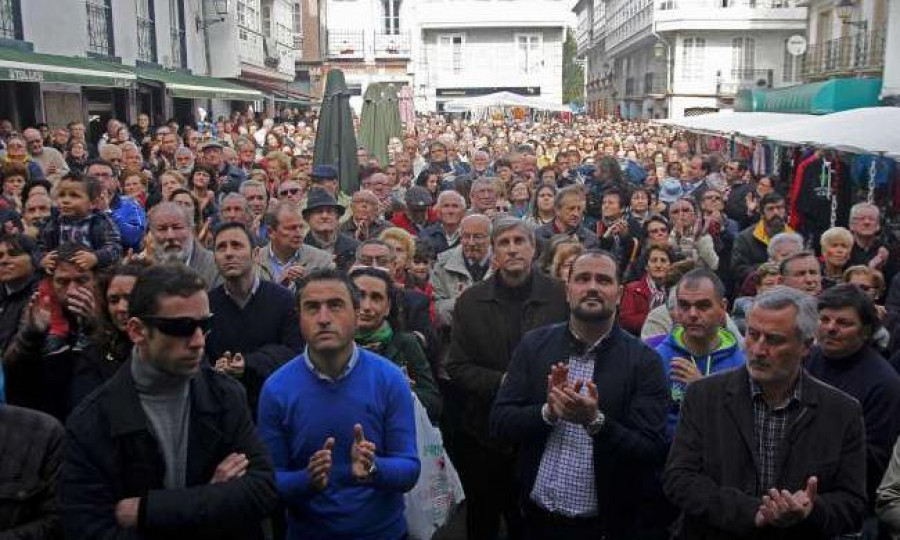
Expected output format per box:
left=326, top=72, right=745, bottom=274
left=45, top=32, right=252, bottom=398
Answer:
left=257, top=347, right=420, bottom=539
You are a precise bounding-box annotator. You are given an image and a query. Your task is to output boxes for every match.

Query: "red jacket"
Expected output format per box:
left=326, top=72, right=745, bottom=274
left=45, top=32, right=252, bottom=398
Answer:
left=619, top=276, right=655, bottom=336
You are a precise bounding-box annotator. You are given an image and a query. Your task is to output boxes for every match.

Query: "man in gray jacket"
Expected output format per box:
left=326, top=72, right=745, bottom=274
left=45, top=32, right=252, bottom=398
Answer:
left=257, top=201, right=334, bottom=291
left=431, top=214, right=492, bottom=328
left=148, top=202, right=221, bottom=289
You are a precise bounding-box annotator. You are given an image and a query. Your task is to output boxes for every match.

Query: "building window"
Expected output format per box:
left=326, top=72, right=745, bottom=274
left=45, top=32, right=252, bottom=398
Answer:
left=732, top=37, right=755, bottom=79
left=136, top=0, right=157, bottom=63
left=681, top=37, right=705, bottom=81
left=516, top=33, right=542, bottom=75
left=238, top=0, right=261, bottom=30
left=169, top=0, right=187, bottom=68
left=439, top=34, right=463, bottom=75
left=382, top=0, right=401, bottom=34
left=292, top=2, right=303, bottom=48
left=783, top=38, right=800, bottom=82
left=0, top=0, right=23, bottom=41
left=86, top=0, right=114, bottom=57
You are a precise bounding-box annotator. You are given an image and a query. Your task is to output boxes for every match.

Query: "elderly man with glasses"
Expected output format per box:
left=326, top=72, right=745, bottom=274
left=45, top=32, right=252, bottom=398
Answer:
left=23, top=127, right=68, bottom=184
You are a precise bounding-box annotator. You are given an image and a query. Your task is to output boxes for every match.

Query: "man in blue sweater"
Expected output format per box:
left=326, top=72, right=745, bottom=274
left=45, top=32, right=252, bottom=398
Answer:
left=257, top=268, right=420, bottom=539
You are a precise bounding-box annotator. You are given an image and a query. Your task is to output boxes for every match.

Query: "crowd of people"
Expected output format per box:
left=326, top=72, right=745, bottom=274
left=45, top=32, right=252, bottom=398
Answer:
left=4, top=109, right=900, bottom=539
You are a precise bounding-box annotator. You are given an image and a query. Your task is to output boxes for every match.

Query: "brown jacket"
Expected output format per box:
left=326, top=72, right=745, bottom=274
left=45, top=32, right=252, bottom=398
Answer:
left=446, top=269, right=567, bottom=448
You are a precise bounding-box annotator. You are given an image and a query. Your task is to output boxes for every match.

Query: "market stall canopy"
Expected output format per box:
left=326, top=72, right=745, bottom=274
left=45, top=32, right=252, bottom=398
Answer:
left=735, top=78, right=882, bottom=115
left=654, top=112, right=811, bottom=137
left=0, top=46, right=135, bottom=87
left=136, top=67, right=263, bottom=100
left=443, top=91, right=569, bottom=113
left=746, top=107, right=900, bottom=159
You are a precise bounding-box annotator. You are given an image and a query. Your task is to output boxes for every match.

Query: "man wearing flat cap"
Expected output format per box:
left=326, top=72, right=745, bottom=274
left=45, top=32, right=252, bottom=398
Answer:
left=303, top=188, right=359, bottom=274
left=201, top=140, right=246, bottom=195
left=304, top=165, right=352, bottom=224
left=390, top=185, right=434, bottom=236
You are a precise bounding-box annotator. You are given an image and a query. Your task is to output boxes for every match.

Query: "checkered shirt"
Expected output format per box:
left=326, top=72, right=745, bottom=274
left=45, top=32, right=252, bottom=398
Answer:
left=530, top=341, right=601, bottom=517
left=750, top=376, right=802, bottom=496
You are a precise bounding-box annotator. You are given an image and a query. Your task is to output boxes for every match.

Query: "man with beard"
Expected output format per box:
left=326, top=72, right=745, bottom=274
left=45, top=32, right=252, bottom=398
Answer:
left=146, top=202, right=221, bottom=288
left=447, top=218, right=568, bottom=539
left=491, top=250, right=669, bottom=539
left=731, top=193, right=792, bottom=289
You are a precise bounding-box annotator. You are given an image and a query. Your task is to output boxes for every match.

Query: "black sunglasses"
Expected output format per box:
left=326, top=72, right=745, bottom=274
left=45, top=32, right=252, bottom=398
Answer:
left=279, top=188, right=301, bottom=196
left=141, top=315, right=214, bottom=337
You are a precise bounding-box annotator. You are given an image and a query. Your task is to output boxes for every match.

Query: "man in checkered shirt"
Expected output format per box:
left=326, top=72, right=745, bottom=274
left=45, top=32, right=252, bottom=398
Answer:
left=491, top=250, right=669, bottom=539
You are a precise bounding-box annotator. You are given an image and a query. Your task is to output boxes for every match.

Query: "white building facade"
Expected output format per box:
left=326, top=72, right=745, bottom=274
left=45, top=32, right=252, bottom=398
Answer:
left=575, top=0, right=808, bottom=119
left=412, top=0, right=569, bottom=112
left=801, top=0, right=887, bottom=82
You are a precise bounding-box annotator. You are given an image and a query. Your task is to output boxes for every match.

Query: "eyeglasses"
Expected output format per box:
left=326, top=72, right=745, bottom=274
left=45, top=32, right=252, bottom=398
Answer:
left=141, top=315, right=214, bottom=337
left=357, top=255, right=393, bottom=266
left=703, top=195, right=723, bottom=201
left=279, top=188, right=301, bottom=196
left=670, top=208, right=694, bottom=214
left=462, top=233, right=488, bottom=241
left=648, top=227, right=668, bottom=235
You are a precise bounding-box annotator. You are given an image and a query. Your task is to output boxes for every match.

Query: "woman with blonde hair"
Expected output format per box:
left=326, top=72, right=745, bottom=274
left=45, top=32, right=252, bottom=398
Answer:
left=820, top=226, right=854, bottom=289
left=378, top=226, right=416, bottom=286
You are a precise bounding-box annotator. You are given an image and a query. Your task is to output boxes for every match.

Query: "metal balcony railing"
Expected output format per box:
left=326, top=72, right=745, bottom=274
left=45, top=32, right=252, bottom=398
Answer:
left=170, top=26, right=187, bottom=69
left=802, top=29, right=886, bottom=79
left=718, top=68, right=773, bottom=95
left=137, top=17, right=157, bottom=63
left=658, top=0, right=795, bottom=9
left=374, top=31, right=410, bottom=58
left=86, top=0, right=114, bottom=57
left=0, top=0, right=21, bottom=40
left=327, top=29, right=365, bottom=59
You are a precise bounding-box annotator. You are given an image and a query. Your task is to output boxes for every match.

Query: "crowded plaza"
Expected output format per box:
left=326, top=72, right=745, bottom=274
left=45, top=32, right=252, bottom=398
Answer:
left=3, top=95, right=900, bottom=540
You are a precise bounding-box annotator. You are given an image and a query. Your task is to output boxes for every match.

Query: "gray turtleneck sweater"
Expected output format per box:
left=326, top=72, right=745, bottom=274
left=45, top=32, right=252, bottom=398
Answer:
left=130, top=350, right=193, bottom=489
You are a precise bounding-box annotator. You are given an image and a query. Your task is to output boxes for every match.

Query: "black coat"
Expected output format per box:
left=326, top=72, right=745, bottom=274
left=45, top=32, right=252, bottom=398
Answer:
left=0, top=405, right=65, bottom=539
left=664, top=367, right=867, bottom=540
left=446, top=271, right=568, bottom=447
left=490, top=323, right=669, bottom=538
left=730, top=224, right=770, bottom=289
left=0, top=276, right=38, bottom=354
left=62, top=361, right=278, bottom=540
left=304, top=232, right=359, bottom=275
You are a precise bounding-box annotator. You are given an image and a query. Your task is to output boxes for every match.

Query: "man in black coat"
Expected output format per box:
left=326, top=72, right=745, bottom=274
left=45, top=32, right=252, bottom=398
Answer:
left=446, top=218, right=568, bottom=539
left=491, top=250, right=669, bottom=539
left=62, top=264, right=278, bottom=539
left=664, top=286, right=867, bottom=540
left=303, top=188, right=359, bottom=275
left=730, top=192, right=790, bottom=289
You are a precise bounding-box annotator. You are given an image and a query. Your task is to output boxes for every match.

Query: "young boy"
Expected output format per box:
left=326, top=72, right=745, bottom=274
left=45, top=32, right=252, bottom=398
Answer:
left=36, top=173, right=122, bottom=349
left=38, top=172, right=121, bottom=270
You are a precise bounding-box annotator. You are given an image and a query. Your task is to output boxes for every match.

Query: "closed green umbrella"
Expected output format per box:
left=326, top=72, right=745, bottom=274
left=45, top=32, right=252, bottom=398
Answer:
left=314, top=68, right=359, bottom=193
left=358, top=82, right=402, bottom=167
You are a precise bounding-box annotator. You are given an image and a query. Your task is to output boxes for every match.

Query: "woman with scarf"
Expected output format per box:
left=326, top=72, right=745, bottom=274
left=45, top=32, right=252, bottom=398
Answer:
left=619, top=245, right=673, bottom=336
left=350, top=267, right=441, bottom=422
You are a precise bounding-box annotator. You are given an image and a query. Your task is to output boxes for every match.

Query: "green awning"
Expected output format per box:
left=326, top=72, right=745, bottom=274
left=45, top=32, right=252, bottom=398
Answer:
left=735, top=78, right=883, bottom=115
left=136, top=67, right=263, bottom=101
left=0, top=46, right=135, bottom=87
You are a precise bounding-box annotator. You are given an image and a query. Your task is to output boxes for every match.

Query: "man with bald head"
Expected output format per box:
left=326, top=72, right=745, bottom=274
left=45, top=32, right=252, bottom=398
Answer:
left=147, top=202, right=221, bottom=288
left=23, top=127, right=68, bottom=183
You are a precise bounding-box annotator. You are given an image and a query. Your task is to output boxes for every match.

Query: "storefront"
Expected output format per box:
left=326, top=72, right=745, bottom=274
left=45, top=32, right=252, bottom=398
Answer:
left=0, top=45, right=136, bottom=130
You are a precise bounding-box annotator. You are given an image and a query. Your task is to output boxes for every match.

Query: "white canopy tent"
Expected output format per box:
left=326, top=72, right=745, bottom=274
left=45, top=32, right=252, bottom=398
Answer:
left=653, top=112, right=812, bottom=137
left=443, top=91, right=570, bottom=115
left=744, top=107, right=900, bottom=160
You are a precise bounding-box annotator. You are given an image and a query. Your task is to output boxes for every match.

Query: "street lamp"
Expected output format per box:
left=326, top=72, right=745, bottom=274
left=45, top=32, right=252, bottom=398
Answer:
left=653, top=41, right=666, bottom=59
left=835, top=0, right=867, bottom=28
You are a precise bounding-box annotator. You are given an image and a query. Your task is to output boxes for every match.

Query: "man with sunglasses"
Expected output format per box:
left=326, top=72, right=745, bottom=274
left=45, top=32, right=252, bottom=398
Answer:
left=63, top=264, right=278, bottom=539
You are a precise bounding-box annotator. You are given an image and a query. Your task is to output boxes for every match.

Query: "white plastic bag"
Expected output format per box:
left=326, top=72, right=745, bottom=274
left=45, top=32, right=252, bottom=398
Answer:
left=404, top=394, right=465, bottom=539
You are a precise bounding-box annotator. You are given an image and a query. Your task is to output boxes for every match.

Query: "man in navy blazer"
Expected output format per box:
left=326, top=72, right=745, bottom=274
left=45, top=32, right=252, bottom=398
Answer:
left=490, top=250, right=669, bottom=539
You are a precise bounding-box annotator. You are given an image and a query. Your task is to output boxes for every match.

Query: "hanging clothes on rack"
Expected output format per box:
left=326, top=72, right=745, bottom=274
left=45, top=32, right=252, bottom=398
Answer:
left=789, top=153, right=851, bottom=250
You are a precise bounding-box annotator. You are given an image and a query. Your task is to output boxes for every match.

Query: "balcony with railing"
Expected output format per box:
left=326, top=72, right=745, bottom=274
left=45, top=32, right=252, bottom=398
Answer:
left=802, top=29, right=885, bottom=80
left=718, top=68, right=774, bottom=95
left=655, top=0, right=806, bottom=31
left=327, top=29, right=365, bottom=60
left=0, top=0, right=22, bottom=41
left=137, top=17, right=157, bottom=63
left=86, top=0, right=115, bottom=57
left=239, top=26, right=266, bottom=66
left=374, top=31, right=411, bottom=59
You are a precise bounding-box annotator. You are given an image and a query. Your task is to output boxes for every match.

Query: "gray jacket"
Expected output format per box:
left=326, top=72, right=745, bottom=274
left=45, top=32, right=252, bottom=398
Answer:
left=431, top=245, right=492, bottom=328
left=189, top=239, right=222, bottom=290
left=257, top=243, right=334, bottom=291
